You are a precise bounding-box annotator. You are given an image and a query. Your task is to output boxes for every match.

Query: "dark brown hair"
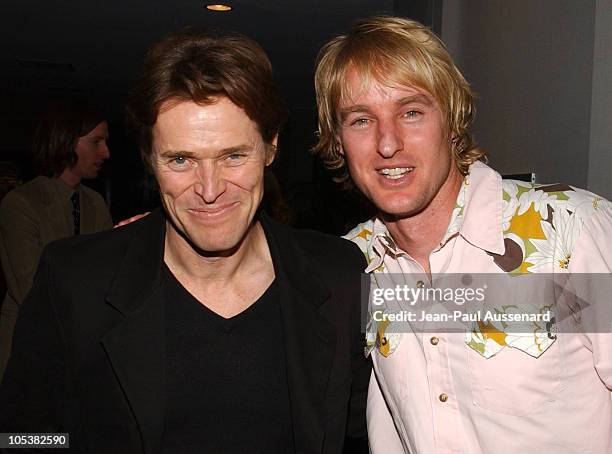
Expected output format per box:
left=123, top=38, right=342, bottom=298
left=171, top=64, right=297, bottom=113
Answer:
left=33, top=99, right=105, bottom=177
left=127, top=27, right=287, bottom=172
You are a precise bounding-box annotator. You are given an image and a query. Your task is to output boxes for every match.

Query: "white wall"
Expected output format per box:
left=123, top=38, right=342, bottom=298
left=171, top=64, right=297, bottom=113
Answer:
left=442, top=0, right=607, bottom=194
left=587, top=0, right=612, bottom=199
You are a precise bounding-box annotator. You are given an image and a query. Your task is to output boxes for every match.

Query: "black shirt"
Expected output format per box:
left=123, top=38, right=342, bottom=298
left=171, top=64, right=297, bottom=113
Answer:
left=161, top=265, right=294, bottom=453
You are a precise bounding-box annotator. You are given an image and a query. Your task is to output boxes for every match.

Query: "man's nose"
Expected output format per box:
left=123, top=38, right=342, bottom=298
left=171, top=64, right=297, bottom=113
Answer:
left=193, top=163, right=226, bottom=204
left=99, top=142, right=110, bottom=160
left=377, top=118, right=404, bottom=158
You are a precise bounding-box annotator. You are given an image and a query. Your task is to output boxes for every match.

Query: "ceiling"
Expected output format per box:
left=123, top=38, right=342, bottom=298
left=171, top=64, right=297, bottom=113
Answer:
left=0, top=1, right=397, bottom=112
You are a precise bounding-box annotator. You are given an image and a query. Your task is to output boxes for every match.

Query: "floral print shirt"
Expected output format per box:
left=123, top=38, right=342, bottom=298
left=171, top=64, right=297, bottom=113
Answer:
left=345, top=161, right=612, bottom=454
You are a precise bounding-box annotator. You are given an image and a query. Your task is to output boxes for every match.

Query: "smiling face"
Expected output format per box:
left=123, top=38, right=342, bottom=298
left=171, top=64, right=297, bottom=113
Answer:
left=152, top=98, right=275, bottom=255
left=73, top=121, right=110, bottom=179
left=336, top=68, right=461, bottom=220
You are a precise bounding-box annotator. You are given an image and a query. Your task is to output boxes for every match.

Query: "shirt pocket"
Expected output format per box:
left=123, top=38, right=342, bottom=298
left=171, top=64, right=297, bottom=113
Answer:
left=467, top=339, right=562, bottom=416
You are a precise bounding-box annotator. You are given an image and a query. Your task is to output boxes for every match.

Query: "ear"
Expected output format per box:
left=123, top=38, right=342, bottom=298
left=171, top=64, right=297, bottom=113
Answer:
left=265, top=134, right=278, bottom=166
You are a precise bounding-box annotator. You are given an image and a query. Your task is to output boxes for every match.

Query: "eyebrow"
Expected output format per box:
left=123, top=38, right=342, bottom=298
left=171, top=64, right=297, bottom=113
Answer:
left=339, top=105, right=370, bottom=122
left=158, top=150, right=198, bottom=159
left=157, top=145, right=253, bottom=158
left=339, top=94, right=434, bottom=122
left=218, top=145, right=253, bottom=155
left=397, top=94, right=433, bottom=106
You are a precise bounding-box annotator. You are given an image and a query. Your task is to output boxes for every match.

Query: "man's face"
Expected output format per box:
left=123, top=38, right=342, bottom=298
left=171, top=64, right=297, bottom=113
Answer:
left=336, top=69, right=460, bottom=219
left=73, top=121, right=110, bottom=179
left=152, top=98, right=275, bottom=254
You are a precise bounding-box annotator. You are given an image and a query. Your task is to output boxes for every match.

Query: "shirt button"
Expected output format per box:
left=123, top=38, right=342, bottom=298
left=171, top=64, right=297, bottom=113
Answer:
left=439, top=393, right=448, bottom=403
left=416, top=280, right=425, bottom=288
left=430, top=336, right=439, bottom=345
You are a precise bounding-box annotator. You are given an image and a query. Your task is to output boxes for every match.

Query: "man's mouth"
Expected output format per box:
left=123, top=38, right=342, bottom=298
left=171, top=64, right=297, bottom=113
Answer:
left=188, top=203, right=239, bottom=218
left=378, top=167, right=414, bottom=180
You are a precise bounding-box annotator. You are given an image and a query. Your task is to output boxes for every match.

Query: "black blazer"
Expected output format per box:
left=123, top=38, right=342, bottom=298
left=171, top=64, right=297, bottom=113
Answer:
left=0, top=209, right=370, bottom=454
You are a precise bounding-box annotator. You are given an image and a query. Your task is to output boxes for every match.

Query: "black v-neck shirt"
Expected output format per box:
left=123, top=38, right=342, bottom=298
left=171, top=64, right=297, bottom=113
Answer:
left=160, top=265, right=294, bottom=453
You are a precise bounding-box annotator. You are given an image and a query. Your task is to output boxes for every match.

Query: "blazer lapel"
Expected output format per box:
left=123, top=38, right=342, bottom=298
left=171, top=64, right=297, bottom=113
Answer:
left=101, top=209, right=167, bottom=454
left=39, top=178, right=72, bottom=239
left=261, top=215, right=336, bottom=453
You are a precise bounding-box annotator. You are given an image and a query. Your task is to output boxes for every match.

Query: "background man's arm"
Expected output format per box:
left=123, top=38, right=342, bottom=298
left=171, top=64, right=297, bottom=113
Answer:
left=0, top=193, right=44, bottom=304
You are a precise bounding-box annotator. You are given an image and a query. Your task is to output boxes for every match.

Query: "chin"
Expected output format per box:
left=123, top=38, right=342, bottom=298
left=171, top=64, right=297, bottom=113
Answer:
left=378, top=200, right=427, bottom=219
left=183, top=223, right=247, bottom=254
left=190, top=236, right=242, bottom=255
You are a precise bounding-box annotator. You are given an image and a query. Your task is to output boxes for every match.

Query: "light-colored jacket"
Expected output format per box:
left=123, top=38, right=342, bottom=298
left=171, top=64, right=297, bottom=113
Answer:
left=0, top=176, right=112, bottom=378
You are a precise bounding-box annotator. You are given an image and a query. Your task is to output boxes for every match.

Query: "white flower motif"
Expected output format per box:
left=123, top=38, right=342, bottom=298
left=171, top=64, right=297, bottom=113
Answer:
left=502, top=198, right=519, bottom=232
left=503, top=178, right=532, bottom=192
left=502, top=180, right=519, bottom=199
left=563, top=187, right=612, bottom=219
left=517, top=188, right=558, bottom=219
left=456, top=181, right=467, bottom=208
left=501, top=180, right=520, bottom=231
left=526, top=208, right=581, bottom=273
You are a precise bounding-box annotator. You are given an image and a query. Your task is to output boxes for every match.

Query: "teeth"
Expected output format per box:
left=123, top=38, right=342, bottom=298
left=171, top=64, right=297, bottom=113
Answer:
left=379, top=167, right=413, bottom=179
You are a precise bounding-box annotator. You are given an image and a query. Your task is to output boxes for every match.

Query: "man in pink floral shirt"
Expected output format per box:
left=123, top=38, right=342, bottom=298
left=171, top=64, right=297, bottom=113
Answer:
left=314, top=16, right=612, bottom=454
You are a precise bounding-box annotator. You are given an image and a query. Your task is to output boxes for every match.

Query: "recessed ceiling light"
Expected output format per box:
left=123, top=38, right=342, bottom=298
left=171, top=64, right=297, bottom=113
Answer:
left=206, top=4, right=232, bottom=11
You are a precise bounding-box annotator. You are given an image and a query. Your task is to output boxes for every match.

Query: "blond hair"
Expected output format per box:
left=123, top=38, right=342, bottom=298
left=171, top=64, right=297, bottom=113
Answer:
left=314, top=16, right=485, bottom=187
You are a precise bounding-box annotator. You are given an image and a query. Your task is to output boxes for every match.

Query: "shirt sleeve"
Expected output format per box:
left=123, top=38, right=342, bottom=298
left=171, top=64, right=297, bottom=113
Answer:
left=567, top=206, right=612, bottom=389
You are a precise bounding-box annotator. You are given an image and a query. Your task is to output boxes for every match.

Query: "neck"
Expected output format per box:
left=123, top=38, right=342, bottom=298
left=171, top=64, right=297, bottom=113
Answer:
left=163, top=220, right=268, bottom=284
left=383, top=169, right=463, bottom=272
left=164, top=218, right=275, bottom=318
left=58, top=168, right=81, bottom=188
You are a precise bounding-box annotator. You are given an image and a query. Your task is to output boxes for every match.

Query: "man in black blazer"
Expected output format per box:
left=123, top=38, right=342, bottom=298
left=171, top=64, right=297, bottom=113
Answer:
left=0, top=28, right=369, bottom=454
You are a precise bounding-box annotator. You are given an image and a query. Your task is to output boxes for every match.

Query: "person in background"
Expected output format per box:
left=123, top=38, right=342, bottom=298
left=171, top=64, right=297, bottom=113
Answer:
left=314, top=16, right=612, bottom=454
left=0, top=99, right=112, bottom=378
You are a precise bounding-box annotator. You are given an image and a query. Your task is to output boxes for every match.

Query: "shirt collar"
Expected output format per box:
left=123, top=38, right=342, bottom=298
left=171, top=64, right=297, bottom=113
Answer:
left=51, top=177, right=81, bottom=199
left=365, top=218, right=399, bottom=272
left=365, top=161, right=505, bottom=271
left=459, top=161, right=505, bottom=255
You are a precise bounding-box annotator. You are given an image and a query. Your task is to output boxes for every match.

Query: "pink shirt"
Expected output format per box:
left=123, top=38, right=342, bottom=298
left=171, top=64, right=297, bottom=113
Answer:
left=345, top=162, right=612, bottom=453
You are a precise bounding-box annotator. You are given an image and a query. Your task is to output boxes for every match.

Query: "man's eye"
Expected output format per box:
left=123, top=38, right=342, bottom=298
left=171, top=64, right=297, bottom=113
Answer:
left=351, top=118, right=371, bottom=127
left=404, top=110, right=422, bottom=119
left=167, top=156, right=191, bottom=170
left=224, top=153, right=247, bottom=165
